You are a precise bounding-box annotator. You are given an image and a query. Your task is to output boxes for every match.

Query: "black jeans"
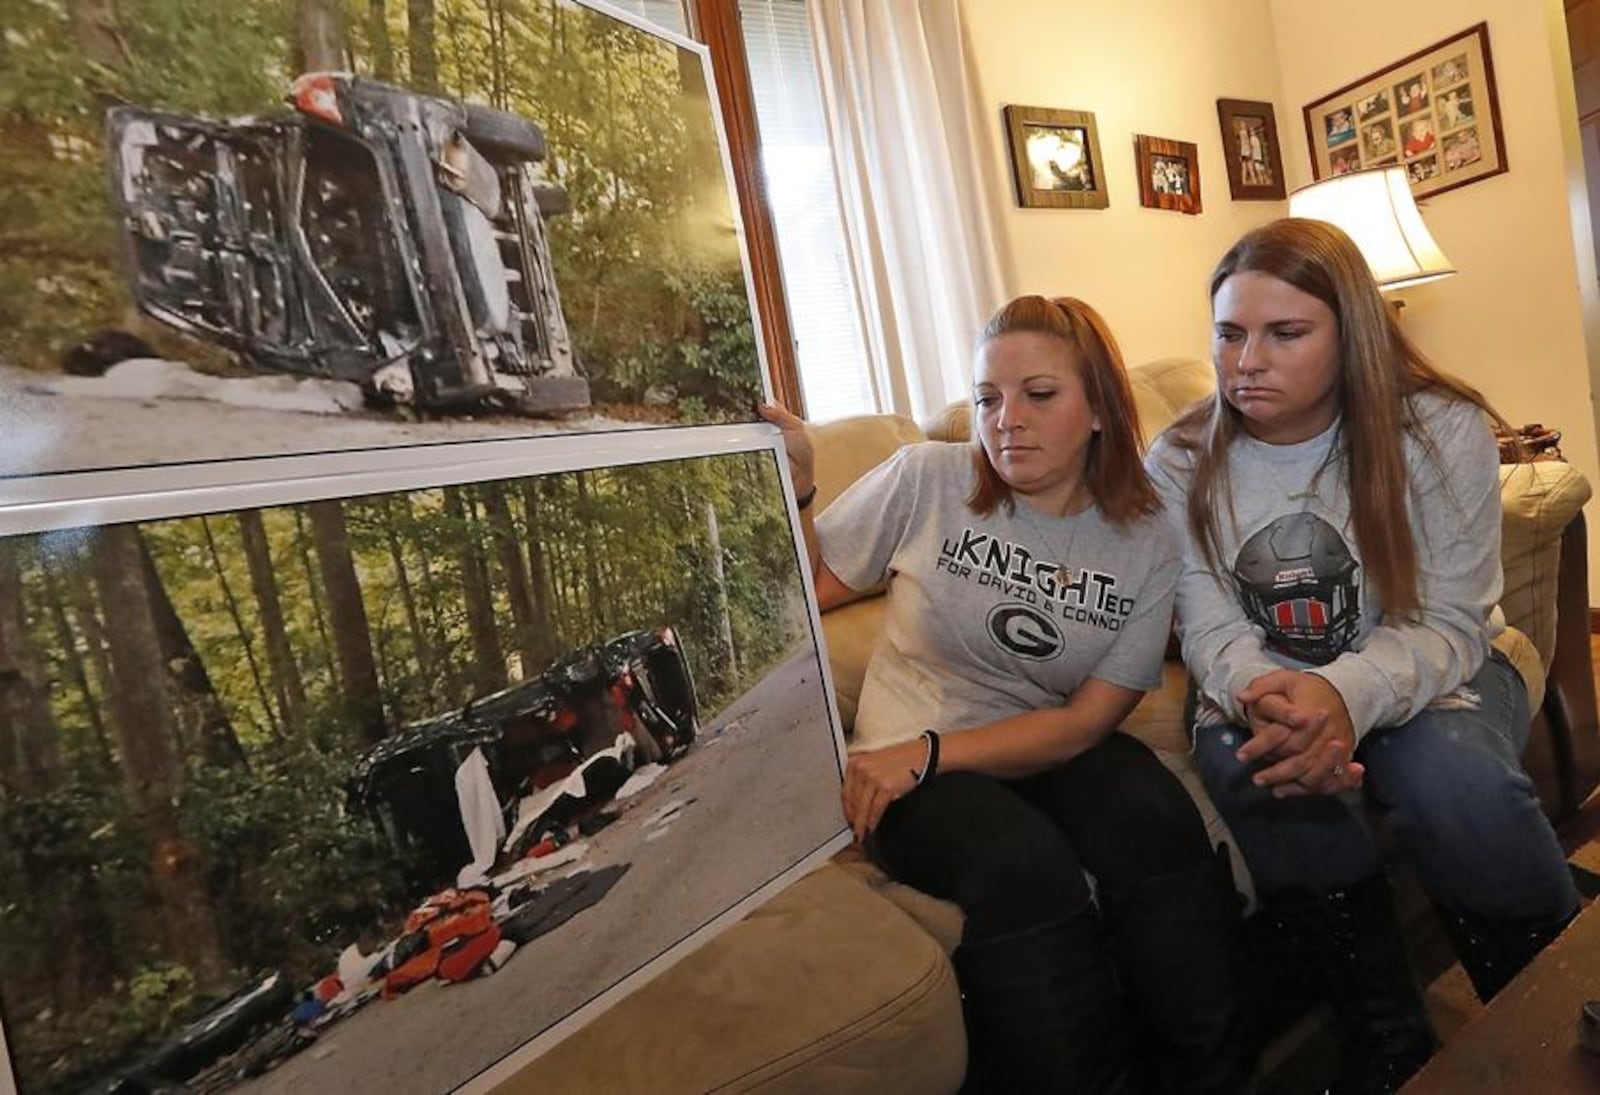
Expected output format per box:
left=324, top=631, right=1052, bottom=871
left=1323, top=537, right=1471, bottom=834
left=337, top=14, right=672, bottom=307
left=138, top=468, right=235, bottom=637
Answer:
left=867, top=732, right=1215, bottom=941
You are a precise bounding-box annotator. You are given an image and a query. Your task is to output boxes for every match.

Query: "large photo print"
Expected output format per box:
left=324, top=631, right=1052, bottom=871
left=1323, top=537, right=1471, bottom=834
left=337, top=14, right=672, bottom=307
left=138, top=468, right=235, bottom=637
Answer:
left=0, top=446, right=845, bottom=1093
left=1, top=0, right=764, bottom=479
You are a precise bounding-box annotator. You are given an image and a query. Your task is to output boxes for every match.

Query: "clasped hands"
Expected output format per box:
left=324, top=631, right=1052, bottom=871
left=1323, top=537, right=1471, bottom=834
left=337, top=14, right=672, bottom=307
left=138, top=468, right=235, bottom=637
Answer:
left=1235, top=670, right=1365, bottom=798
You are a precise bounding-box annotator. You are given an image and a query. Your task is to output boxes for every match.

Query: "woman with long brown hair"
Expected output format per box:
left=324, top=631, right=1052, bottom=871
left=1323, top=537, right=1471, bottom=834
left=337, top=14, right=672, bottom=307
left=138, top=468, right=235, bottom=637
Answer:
left=762, top=295, right=1244, bottom=1093
left=1148, top=218, right=1579, bottom=1093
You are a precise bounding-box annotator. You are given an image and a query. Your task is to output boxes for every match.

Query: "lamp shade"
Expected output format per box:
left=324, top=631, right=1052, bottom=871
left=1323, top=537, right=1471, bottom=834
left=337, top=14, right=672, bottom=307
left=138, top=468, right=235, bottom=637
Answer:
left=1287, top=167, right=1455, bottom=291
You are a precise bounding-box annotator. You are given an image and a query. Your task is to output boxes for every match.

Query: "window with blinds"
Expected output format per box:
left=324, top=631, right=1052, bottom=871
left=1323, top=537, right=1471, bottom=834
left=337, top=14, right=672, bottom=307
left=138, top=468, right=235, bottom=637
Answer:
left=603, top=0, right=689, bottom=35
left=738, top=0, right=874, bottom=421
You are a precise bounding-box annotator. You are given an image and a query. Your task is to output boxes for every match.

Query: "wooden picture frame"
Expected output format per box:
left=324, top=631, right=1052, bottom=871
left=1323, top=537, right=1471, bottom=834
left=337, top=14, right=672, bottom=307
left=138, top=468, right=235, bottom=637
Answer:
left=1302, top=22, right=1506, bottom=200
left=1135, top=134, right=1202, bottom=215
left=1216, top=98, right=1287, bottom=200
left=1003, top=104, right=1110, bottom=209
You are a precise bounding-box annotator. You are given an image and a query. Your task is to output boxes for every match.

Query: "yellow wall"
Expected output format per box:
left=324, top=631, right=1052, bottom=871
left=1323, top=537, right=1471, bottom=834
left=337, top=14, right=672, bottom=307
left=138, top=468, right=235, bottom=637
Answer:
left=1269, top=0, right=1600, bottom=598
left=962, top=0, right=1287, bottom=367
left=963, top=0, right=1600, bottom=600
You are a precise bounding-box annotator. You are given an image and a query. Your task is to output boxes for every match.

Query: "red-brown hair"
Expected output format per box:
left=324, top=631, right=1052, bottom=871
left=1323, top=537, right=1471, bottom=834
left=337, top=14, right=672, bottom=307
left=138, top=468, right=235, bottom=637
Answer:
left=966, top=295, right=1160, bottom=525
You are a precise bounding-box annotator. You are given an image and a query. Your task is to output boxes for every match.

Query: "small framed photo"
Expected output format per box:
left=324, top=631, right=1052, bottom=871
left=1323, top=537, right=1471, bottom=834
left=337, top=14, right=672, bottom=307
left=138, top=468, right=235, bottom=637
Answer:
left=1003, top=104, right=1110, bottom=209
left=1134, top=134, right=1202, bottom=215
left=1302, top=22, right=1506, bottom=200
left=1215, top=98, right=1287, bottom=201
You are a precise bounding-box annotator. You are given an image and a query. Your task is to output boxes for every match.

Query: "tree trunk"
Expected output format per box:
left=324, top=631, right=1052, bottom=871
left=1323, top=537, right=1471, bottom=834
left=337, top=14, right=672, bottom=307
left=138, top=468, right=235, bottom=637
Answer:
left=407, top=0, right=441, bottom=92
left=574, top=472, right=608, bottom=634
left=404, top=497, right=456, bottom=697
left=66, top=0, right=130, bottom=73
left=0, top=543, right=59, bottom=791
left=199, top=517, right=278, bottom=737
left=307, top=501, right=386, bottom=745
left=380, top=499, right=433, bottom=687
left=482, top=483, right=539, bottom=677
left=37, top=562, right=114, bottom=775
left=445, top=488, right=504, bottom=695
left=520, top=481, right=556, bottom=660
left=13, top=556, right=117, bottom=1006
left=238, top=510, right=307, bottom=731
left=292, top=508, right=337, bottom=693
left=297, top=0, right=345, bottom=71
left=705, top=501, right=737, bottom=680
left=91, top=526, right=226, bottom=984
left=486, top=0, right=507, bottom=107
left=65, top=564, right=114, bottom=733
left=139, top=537, right=246, bottom=769
left=367, top=0, right=395, bottom=79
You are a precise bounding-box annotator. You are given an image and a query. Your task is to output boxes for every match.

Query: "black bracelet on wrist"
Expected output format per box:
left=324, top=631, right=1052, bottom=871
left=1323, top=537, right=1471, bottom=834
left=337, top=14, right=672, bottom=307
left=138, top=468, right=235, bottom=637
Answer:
left=910, top=728, right=941, bottom=786
left=796, top=484, right=818, bottom=511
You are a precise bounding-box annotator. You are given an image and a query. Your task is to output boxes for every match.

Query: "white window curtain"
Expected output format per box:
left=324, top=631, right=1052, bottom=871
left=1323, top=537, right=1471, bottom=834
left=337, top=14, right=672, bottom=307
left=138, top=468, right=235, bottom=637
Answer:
left=807, top=0, right=1009, bottom=424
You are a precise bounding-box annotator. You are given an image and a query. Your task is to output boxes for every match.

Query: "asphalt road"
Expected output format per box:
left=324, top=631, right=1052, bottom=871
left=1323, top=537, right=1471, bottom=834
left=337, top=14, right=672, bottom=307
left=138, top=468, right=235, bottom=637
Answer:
left=0, top=363, right=688, bottom=481
left=238, top=646, right=845, bottom=1095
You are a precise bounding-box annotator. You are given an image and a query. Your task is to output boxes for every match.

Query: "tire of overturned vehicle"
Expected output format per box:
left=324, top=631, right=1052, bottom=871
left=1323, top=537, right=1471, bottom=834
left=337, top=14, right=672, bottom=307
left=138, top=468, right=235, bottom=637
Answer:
left=461, top=103, right=546, bottom=161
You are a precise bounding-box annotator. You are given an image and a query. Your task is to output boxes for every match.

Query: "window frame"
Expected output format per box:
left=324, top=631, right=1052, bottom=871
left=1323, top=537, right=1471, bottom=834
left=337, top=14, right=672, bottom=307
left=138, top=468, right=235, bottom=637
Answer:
left=685, top=0, right=808, bottom=416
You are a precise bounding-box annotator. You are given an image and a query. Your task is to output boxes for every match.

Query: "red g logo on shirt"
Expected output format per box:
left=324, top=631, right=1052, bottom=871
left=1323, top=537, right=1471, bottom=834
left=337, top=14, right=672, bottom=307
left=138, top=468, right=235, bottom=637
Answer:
left=986, top=603, right=1064, bottom=661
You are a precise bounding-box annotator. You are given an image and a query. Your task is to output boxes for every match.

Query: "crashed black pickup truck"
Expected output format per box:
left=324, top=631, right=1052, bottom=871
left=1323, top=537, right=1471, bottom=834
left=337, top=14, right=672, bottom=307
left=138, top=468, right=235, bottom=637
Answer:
left=106, top=73, right=588, bottom=414
left=348, top=627, right=698, bottom=888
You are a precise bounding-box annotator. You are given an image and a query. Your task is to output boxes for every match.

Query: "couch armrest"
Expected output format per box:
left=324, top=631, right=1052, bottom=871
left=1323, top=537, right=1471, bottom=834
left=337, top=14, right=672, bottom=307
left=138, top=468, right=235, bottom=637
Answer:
left=1499, top=461, right=1592, bottom=667
left=1534, top=509, right=1600, bottom=824
left=515, top=864, right=965, bottom=1094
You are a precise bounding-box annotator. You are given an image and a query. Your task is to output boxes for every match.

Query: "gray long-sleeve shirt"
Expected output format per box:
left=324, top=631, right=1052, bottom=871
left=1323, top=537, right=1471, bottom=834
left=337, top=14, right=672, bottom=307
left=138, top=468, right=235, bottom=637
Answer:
left=1145, top=392, right=1502, bottom=740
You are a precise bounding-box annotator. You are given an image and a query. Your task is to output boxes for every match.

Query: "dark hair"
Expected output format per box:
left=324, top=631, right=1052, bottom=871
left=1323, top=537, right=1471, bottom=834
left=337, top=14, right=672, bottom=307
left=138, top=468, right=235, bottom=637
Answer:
left=967, top=295, right=1160, bottom=525
left=1168, top=218, right=1505, bottom=617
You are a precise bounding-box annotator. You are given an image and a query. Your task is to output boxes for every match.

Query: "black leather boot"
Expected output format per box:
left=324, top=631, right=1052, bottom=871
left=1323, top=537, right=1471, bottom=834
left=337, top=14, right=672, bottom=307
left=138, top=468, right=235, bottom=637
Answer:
left=1434, top=902, right=1576, bottom=1002
left=1099, top=845, right=1253, bottom=1094
left=951, top=909, right=1132, bottom=1094
left=1258, top=872, right=1437, bottom=1095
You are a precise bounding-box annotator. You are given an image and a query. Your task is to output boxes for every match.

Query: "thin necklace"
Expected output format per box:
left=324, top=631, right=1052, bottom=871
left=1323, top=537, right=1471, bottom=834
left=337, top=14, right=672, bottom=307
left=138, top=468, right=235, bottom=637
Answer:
left=1013, top=495, right=1091, bottom=586
left=1273, top=455, right=1335, bottom=503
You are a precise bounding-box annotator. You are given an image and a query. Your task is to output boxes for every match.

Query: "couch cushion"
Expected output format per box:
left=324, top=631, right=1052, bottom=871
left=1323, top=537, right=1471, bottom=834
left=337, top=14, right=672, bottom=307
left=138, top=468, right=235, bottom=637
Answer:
left=808, top=413, right=925, bottom=513
left=1493, top=624, right=1546, bottom=716
left=510, top=863, right=966, bottom=1094
left=1127, top=357, right=1214, bottom=442
left=832, top=844, right=965, bottom=954
left=821, top=596, right=886, bottom=732
left=921, top=401, right=971, bottom=443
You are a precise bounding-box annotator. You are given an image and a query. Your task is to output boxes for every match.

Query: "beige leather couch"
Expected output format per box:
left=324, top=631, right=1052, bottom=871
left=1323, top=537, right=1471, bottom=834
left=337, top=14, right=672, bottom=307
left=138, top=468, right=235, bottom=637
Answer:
left=505, top=358, right=1597, bottom=1094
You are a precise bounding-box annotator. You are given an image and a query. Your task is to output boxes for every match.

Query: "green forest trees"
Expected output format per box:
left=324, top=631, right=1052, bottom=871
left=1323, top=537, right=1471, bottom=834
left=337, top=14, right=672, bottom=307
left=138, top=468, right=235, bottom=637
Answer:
left=0, top=0, right=760, bottom=417
left=0, top=450, right=808, bottom=1090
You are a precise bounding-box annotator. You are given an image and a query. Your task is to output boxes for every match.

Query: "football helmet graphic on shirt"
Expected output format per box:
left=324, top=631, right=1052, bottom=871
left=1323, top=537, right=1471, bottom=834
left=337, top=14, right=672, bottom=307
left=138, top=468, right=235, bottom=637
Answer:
left=1232, top=512, right=1361, bottom=665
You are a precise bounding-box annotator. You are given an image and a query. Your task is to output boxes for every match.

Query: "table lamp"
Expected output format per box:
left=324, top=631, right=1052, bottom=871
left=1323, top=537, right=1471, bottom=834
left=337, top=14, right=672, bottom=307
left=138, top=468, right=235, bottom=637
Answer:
left=1287, top=166, right=1456, bottom=291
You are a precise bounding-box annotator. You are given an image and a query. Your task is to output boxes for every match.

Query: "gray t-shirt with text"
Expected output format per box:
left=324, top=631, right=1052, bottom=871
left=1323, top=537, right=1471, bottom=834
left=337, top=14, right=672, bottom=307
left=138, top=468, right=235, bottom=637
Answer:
left=817, top=443, right=1179, bottom=753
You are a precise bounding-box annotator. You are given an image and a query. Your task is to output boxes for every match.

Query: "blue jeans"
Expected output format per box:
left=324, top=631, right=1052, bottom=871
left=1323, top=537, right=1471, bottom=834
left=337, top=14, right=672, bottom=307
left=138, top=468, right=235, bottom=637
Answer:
left=1192, top=651, right=1578, bottom=920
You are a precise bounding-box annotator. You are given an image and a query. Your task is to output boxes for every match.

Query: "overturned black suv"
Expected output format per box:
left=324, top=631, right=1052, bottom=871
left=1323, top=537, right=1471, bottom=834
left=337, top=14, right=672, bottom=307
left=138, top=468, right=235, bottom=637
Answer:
left=348, top=627, right=698, bottom=887
left=106, top=73, right=588, bottom=413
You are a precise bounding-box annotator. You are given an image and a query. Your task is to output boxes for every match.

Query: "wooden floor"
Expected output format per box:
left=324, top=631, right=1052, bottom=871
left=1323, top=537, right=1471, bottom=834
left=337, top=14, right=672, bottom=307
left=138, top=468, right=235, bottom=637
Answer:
left=1258, top=635, right=1600, bottom=1091
left=1553, top=633, right=1600, bottom=854
left=1417, top=634, right=1600, bottom=1040
left=1422, top=635, right=1600, bottom=1030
